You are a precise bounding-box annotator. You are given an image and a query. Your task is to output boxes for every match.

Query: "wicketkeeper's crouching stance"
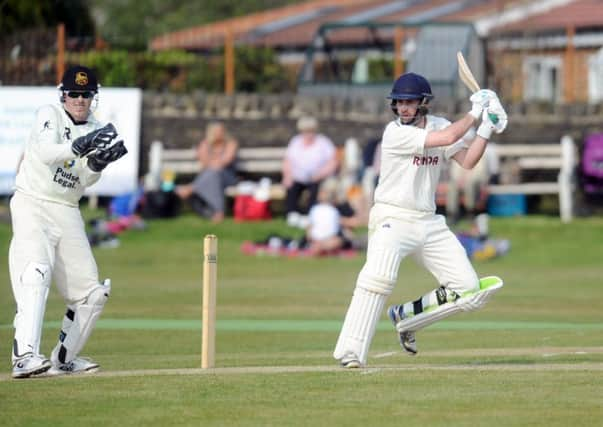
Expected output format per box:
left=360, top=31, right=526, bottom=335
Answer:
left=9, top=65, right=127, bottom=378
left=334, top=72, right=507, bottom=368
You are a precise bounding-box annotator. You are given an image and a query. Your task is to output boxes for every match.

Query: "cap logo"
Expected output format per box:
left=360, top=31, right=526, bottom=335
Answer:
left=75, top=72, right=89, bottom=86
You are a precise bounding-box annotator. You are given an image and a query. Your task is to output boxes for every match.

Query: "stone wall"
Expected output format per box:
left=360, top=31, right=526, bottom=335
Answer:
left=139, top=91, right=603, bottom=175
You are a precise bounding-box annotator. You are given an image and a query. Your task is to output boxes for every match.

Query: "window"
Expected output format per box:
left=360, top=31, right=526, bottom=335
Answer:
left=588, top=47, right=603, bottom=104
left=523, top=55, right=562, bottom=103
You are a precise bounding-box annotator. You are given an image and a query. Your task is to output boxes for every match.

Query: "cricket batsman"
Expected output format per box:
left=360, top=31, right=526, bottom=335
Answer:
left=334, top=72, right=508, bottom=368
left=9, top=65, right=127, bottom=378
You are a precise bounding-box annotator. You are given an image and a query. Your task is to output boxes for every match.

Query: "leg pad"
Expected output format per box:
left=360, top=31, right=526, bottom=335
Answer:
left=12, top=262, right=51, bottom=360
left=396, top=276, right=503, bottom=333
left=51, top=279, right=111, bottom=364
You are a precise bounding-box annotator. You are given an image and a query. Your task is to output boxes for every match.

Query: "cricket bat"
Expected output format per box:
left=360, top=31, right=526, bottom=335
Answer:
left=457, top=51, right=499, bottom=124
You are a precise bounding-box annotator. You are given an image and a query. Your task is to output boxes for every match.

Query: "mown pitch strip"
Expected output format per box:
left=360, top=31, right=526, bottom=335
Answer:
left=2, top=361, right=603, bottom=382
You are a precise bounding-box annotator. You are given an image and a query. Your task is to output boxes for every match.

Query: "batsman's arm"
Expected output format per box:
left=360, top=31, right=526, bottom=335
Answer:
left=453, top=135, right=488, bottom=170
left=425, top=113, right=477, bottom=148
left=426, top=87, right=505, bottom=148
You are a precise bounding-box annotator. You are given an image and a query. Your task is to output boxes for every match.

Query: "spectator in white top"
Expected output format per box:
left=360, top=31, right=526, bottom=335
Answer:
left=305, top=178, right=350, bottom=255
left=282, top=116, right=338, bottom=217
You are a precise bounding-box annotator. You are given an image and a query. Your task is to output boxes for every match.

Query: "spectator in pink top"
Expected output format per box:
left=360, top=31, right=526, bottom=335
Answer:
left=281, top=116, right=338, bottom=216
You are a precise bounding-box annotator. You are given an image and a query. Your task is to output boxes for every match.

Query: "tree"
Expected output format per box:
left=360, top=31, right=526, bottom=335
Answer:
left=90, top=0, right=300, bottom=50
left=0, top=0, right=94, bottom=37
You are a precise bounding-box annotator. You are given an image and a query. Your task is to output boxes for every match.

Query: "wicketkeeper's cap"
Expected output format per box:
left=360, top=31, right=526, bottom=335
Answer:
left=60, top=65, right=99, bottom=92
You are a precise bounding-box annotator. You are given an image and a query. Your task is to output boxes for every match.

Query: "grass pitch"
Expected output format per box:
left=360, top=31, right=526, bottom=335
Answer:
left=0, top=211, right=602, bottom=426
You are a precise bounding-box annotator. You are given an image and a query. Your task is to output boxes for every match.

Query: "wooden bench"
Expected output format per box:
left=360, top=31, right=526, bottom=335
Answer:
left=224, top=146, right=286, bottom=199
left=486, top=135, right=577, bottom=222
left=147, top=141, right=286, bottom=199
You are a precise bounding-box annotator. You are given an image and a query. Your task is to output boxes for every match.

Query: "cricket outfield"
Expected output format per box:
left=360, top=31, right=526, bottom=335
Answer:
left=0, top=212, right=601, bottom=426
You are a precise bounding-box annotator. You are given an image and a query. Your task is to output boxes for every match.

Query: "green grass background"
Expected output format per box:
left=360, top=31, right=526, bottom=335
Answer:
left=0, top=209, right=602, bottom=426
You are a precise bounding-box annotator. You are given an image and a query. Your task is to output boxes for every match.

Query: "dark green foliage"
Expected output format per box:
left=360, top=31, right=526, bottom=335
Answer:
left=223, top=46, right=291, bottom=93
left=67, top=47, right=292, bottom=92
left=368, top=57, right=395, bottom=82
left=73, top=51, right=138, bottom=87
left=1, top=0, right=94, bottom=37
left=90, top=0, right=302, bottom=50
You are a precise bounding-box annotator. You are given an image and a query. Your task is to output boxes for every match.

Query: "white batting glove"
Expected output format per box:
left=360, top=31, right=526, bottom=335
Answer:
left=469, top=89, right=498, bottom=120
left=476, top=106, right=507, bottom=139
left=476, top=119, right=494, bottom=140
left=486, top=97, right=508, bottom=134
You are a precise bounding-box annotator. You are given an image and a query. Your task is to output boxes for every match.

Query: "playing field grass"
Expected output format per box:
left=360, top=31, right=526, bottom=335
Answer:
left=0, top=211, right=602, bottom=426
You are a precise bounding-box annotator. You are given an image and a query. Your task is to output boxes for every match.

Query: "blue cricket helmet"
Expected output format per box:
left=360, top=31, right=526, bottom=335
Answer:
left=387, top=72, right=434, bottom=102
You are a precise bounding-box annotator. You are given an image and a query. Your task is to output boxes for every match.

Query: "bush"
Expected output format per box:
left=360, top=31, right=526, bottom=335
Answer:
left=67, top=47, right=294, bottom=93
left=72, top=51, right=137, bottom=87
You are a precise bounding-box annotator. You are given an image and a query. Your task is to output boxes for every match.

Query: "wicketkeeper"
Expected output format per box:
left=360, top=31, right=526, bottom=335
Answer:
left=9, top=65, right=127, bottom=378
left=334, top=72, right=507, bottom=368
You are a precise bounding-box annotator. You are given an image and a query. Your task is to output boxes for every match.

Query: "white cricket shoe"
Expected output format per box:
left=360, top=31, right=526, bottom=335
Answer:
left=388, top=305, right=418, bottom=355
left=341, top=359, right=362, bottom=369
left=12, top=353, right=52, bottom=379
left=340, top=353, right=362, bottom=369
left=47, top=357, right=100, bottom=376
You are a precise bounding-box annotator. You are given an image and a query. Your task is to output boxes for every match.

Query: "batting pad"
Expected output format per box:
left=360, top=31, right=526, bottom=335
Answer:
left=459, top=276, right=504, bottom=311
left=334, top=287, right=387, bottom=366
left=395, top=276, right=503, bottom=333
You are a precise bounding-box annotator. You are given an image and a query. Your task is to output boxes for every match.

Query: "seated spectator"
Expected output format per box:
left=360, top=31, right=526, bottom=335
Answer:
left=362, top=137, right=382, bottom=177
left=282, top=115, right=338, bottom=221
left=175, top=122, right=238, bottom=222
left=305, top=178, right=352, bottom=256
left=338, top=184, right=370, bottom=230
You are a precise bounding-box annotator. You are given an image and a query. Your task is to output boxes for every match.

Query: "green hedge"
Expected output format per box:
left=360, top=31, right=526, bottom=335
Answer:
left=68, top=47, right=292, bottom=93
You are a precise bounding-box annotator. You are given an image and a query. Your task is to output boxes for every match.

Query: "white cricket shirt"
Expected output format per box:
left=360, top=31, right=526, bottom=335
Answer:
left=15, top=104, right=103, bottom=207
left=373, top=115, right=466, bottom=213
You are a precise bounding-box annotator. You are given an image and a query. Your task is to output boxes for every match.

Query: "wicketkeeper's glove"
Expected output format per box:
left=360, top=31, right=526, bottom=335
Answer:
left=71, top=123, right=118, bottom=157
left=87, top=140, right=128, bottom=172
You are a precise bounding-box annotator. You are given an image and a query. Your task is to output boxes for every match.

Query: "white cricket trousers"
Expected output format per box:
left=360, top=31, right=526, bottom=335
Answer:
left=366, top=203, right=479, bottom=294
left=9, top=191, right=99, bottom=305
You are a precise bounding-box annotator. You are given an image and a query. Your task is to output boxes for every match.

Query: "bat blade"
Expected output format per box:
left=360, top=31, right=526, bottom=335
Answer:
left=457, top=51, right=481, bottom=92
